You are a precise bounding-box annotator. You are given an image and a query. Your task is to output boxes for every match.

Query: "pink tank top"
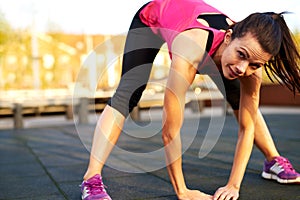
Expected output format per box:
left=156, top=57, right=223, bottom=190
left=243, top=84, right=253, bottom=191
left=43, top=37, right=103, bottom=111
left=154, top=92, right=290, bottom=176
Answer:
left=139, top=0, right=230, bottom=57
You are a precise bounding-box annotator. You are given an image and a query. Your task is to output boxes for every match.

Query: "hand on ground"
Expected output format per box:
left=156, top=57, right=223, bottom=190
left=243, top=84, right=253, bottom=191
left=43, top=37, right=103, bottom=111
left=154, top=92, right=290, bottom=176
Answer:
left=213, top=184, right=239, bottom=200
left=178, top=189, right=213, bottom=200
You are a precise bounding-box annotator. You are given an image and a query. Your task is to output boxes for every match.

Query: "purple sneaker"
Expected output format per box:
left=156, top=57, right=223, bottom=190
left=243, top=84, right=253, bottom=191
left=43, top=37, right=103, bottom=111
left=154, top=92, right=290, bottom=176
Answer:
left=81, top=174, right=112, bottom=200
left=262, top=156, right=300, bottom=184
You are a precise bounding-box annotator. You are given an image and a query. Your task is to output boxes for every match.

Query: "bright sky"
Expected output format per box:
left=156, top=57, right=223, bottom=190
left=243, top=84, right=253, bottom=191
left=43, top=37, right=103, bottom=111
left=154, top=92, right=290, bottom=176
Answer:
left=0, top=0, right=299, bottom=35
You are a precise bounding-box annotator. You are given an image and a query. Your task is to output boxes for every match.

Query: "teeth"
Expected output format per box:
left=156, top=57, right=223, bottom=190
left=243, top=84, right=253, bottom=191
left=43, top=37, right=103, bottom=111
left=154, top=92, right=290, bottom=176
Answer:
left=229, top=67, right=237, bottom=77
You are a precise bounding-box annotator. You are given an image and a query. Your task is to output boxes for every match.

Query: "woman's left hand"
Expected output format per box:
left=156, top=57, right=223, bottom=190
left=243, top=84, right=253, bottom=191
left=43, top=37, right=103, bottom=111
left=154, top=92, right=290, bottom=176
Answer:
left=213, top=184, right=239, bottom=200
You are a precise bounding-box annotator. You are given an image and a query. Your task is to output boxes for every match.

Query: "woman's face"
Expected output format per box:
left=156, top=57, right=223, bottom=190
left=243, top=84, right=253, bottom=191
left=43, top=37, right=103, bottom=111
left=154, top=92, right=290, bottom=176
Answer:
left=221, top=32, right=272, bottom=80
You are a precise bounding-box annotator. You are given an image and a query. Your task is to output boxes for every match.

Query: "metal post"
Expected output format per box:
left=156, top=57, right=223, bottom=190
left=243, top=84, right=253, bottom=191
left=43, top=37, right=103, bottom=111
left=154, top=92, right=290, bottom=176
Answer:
left=13, top=103, right=23, bottom=129
left=78, top=97, right=89, bottom=124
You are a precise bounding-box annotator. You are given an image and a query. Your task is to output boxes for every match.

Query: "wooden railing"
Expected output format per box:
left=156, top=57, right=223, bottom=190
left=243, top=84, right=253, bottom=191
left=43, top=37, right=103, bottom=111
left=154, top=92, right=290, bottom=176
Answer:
left=0, top=89, right=226, bottom=129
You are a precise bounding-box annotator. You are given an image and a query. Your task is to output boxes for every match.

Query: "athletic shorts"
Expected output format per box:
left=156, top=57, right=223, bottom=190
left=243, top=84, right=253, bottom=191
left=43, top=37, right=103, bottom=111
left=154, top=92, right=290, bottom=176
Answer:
left=108, top=3, right=240, bottom=117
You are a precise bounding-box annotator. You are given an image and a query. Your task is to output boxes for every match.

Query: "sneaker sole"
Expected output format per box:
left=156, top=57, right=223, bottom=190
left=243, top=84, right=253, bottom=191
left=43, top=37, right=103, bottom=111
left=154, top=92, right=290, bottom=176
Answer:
left=81, top=194, right=112, bottom=200
left=82, top=195, right=111, bottom=200
left=262, top=171, right=300, bottom=184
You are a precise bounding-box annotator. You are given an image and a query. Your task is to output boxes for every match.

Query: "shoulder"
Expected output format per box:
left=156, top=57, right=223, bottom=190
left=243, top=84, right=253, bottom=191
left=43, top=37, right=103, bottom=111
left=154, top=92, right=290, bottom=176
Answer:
left=171, top=29, right=209, bottom=67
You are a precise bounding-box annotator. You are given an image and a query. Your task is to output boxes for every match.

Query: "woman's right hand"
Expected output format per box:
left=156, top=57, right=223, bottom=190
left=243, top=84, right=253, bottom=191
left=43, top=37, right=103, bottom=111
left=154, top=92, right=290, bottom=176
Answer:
left=213, top=184, right=239, bottom=200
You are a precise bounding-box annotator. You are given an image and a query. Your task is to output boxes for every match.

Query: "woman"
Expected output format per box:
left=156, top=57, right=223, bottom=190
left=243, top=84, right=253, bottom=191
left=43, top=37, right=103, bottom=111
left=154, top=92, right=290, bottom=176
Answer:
left=81, top=0, right=300, bottom=199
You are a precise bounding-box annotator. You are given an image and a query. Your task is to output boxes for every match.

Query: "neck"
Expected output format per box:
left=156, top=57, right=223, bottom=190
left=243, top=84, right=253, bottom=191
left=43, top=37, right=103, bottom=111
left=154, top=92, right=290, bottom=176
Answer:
left=212, top=42, right=226, bottom=67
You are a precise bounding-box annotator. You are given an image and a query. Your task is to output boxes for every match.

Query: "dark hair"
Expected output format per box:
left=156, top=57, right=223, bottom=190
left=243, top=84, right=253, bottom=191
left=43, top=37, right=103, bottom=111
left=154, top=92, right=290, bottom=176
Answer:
left=230, top=12, right=300, bottom=94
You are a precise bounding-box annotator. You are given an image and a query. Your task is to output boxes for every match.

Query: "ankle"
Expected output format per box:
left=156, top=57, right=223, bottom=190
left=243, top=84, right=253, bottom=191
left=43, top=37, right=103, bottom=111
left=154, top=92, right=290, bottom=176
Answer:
left=83, top=171, right=101, bottom=181
left=266, top=154, right=280, bottom=162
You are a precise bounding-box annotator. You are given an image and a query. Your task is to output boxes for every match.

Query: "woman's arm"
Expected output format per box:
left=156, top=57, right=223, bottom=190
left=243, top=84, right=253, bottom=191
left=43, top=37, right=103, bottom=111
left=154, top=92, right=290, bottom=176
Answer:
left=214, top=70, right=262, bottom=200
left=163, top=54, right=197, bottom=196
left=163, top=29, right=212, bottom=199
left=229, top=71, right=262, bottom=185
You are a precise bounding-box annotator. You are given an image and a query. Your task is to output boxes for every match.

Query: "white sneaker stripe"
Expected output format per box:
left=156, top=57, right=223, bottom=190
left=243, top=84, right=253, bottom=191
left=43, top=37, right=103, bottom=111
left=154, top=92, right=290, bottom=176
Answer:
left=82, top=187, right=90, bottom=199
left=270, top=162, right=284, bottom=174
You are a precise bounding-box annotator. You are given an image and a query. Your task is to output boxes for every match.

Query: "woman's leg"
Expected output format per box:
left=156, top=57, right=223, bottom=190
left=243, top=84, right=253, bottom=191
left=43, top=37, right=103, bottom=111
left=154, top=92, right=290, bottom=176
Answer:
left=83, top=7, right=164, bottom=180
left=253, top=111, right=280, bottom=160
left=233, top=110, right=280, bottom=161
left=209, top=73, right=279, bottom=160
left=210, top=72, right=299, bottom=184
left=83, top=105, right=125, bottom=180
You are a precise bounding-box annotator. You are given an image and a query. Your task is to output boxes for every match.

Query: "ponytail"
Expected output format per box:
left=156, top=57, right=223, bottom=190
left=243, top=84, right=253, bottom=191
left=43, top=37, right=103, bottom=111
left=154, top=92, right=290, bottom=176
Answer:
left=230, top=12, right=300, bottom=94
left=264, top=12, right=300, bottom=94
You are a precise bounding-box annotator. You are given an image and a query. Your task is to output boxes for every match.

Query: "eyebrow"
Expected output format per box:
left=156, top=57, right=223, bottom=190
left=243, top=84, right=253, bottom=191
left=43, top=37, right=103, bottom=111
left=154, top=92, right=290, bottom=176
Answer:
left=241, top=47, right=266, bottom=65
left=241, top=47, right=250, bottom=58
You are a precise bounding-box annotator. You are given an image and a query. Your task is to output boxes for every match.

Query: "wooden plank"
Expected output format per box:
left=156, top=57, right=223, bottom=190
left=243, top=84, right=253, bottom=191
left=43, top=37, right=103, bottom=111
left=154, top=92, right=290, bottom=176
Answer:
left=0, top=89, right=225, bottom=128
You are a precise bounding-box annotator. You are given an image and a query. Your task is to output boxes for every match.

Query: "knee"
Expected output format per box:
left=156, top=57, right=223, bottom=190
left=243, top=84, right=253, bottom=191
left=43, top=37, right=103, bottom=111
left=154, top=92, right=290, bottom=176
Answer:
left=108, top=85, right=146, bottom=117
left=128, top=85, right=147, bottom=111
left=162, top=125, right=180, bottom=145
left=162, top=131, right=171, bottom=145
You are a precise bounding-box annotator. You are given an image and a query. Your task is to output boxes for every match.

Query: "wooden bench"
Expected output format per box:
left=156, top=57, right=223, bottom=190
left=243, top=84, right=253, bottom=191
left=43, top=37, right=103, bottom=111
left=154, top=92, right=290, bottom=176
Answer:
left=0, top=89, right=226, bottom=129
left=0, top=90, right=79, bottom=128
left=130, top=90, right=227, bottom=121
left=0, top=89, right=114, bottom=129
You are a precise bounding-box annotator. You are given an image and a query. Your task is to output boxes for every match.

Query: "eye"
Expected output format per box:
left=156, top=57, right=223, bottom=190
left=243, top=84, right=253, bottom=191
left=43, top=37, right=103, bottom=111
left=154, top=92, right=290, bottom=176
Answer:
left=250, top=63, right=262, bottom=70
left=237, top=51, right=246, bottom=59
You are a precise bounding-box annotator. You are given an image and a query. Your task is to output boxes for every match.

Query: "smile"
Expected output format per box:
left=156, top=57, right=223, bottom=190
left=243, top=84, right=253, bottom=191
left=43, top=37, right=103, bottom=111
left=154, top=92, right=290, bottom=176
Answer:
left=228, top=66, right=239, bottom=78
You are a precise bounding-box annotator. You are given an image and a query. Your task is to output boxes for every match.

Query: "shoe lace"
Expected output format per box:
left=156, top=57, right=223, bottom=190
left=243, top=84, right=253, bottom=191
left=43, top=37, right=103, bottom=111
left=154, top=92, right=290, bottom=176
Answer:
left=276, top=157, right=296, bottom=174
left=84, top=178, right=107, bottom=195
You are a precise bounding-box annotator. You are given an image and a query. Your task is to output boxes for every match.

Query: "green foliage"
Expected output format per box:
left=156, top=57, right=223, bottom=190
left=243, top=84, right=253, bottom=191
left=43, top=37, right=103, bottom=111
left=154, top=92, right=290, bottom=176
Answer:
left=0, top=10, right=12, bottom=46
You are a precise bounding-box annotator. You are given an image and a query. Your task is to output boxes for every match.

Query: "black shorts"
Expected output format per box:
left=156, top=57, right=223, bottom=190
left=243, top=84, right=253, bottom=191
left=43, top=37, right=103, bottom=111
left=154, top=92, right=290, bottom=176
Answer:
left=108, top=4, right=240, bottom=117
left=108, top=3, right=165, bottom=117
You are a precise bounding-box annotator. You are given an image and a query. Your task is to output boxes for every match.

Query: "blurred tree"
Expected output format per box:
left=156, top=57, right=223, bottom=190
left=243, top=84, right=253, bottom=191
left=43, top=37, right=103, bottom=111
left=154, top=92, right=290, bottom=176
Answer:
left=46, top=20, right=63, bottom=33
left=0, top=10, right=12, bottom=46
left=0, top=10, right=33, bottom=90
left=0, top=10, right=12, bottom=89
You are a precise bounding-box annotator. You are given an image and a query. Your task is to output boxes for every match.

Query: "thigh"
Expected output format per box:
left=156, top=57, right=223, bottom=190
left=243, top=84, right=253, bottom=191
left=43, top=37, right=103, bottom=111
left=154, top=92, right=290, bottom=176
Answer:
left=109, top=8, right=164, bottom=116
left=121, top=11, right=164, bottom=75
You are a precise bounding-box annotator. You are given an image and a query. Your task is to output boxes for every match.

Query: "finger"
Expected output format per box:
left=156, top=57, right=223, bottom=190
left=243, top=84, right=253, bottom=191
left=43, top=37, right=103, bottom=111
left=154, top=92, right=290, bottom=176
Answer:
left=232, top=194, right=239, bottom=200
left=218, top=192, right=228, bottom=200
left=213, top=188, right=224, bottom=200
left=224, top=194, right=233, bottom=200
left=213, top=192, right=221, bottom=200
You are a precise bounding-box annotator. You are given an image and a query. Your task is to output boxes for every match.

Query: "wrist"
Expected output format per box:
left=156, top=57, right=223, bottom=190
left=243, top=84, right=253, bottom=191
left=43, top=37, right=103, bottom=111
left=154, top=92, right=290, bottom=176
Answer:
left=176, top=187, right=189, bottom=199
left=232, top=184, right=240, bottom=190
left=227, top=183, right=240, bottom=190
left=227, top=178, right=241, bottom=190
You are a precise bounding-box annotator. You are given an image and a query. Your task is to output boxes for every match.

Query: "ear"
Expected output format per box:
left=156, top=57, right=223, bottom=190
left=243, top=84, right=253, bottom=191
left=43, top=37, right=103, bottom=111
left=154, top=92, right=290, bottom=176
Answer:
left=224, top=29, right=233, bottom=45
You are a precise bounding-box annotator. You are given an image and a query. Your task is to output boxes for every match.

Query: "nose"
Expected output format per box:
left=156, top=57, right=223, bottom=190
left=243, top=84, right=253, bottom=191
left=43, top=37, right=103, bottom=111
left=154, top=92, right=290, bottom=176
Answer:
left=235, top=61, right=248, bottom=75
